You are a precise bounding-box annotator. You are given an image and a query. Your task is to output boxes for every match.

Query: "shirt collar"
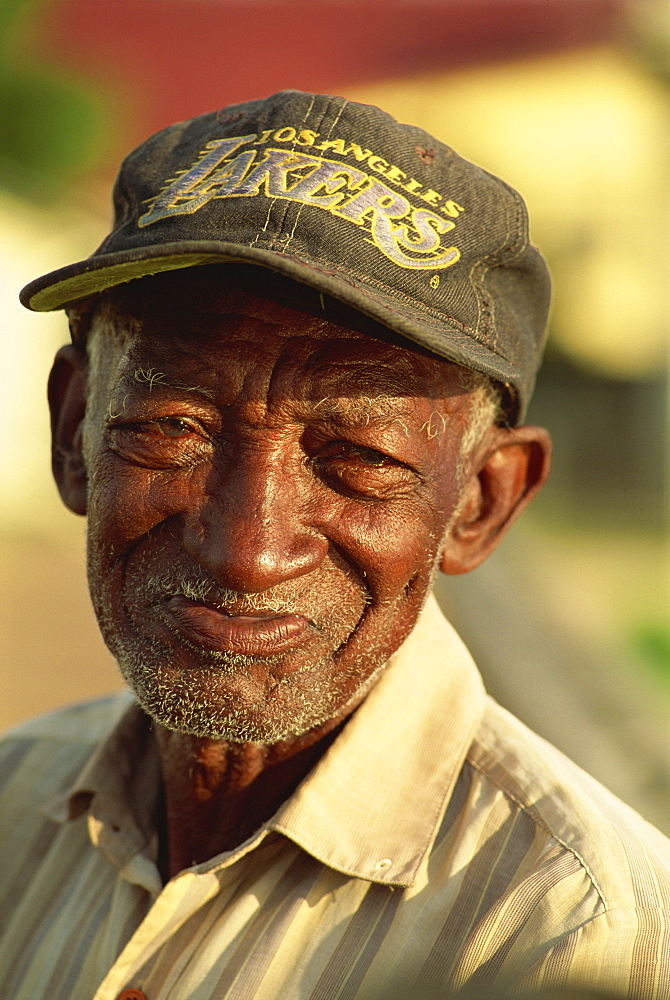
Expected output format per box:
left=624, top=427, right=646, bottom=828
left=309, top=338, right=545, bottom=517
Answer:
left=44, top=692, right=162, bottom=870
left=270, top=594, right=485, bottom=886
left=45, top=594, right=485, bottom=889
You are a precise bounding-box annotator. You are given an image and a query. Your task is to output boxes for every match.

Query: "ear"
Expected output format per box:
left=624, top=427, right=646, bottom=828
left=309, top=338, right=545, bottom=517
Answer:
left=48, top=344, right=89, bottom=516
left=440, top=425, right=551, bottom=575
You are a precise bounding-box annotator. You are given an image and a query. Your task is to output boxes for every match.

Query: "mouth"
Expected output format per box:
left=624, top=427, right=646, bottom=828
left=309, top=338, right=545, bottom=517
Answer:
left=160, top=595, right=317, bottom=656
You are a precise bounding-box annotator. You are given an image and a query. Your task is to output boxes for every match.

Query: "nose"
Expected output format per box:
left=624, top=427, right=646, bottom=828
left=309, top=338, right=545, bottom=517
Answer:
left=181, top=443, right=328, bottom=594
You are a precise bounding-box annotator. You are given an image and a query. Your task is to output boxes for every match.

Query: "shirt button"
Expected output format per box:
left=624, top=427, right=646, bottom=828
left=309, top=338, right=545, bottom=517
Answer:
left=117, top=991, right=147, bottom=1000
left=374, top=858, right=392, bottom=870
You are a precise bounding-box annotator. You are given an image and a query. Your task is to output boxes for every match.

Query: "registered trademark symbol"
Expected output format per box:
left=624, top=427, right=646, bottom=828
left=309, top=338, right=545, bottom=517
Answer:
left=430, top=274, right=440, bottom=289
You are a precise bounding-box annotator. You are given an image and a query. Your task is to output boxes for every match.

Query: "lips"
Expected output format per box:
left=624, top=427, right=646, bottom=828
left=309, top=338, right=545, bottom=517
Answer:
left=160, top=595, right=315, bottom=655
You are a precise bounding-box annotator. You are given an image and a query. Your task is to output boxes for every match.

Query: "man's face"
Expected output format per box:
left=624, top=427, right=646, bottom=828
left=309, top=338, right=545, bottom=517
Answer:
left=81, top=271, right=481, bottom=743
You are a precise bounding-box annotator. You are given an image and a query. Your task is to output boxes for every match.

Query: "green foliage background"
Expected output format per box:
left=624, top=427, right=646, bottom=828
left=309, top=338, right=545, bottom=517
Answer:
left=0, top=0, right=106, bottom=200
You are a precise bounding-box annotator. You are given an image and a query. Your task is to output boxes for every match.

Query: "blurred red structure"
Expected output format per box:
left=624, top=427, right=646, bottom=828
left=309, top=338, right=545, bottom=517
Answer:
left=25, top=0, right=621, bottom=152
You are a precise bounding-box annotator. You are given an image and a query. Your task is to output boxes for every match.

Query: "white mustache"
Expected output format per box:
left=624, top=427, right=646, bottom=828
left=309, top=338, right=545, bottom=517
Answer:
left=143, top=570, right=334, bottom=620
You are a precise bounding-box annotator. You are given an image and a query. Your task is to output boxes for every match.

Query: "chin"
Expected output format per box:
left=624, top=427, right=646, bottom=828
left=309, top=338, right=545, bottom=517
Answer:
left=113, top=636, right=375, bottom=744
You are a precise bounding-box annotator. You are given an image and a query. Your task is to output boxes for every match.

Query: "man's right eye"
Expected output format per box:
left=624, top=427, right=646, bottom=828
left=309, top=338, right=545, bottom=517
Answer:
left=132, top=417, right=194, bottom=437
left=107, top=417, right=211, bottom=467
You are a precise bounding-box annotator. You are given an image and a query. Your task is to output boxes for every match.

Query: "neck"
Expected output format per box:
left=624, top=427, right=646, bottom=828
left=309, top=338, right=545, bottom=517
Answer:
left=155, top=720, right=345, bottom=880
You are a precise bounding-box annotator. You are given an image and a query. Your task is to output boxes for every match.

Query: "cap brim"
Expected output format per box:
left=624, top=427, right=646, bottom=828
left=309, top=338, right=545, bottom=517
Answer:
left=20, top=240, right=519, bottom=414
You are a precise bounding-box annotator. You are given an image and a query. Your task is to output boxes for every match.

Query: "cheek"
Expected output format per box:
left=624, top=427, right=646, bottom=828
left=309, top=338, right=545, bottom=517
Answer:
left=328, top=497, right=450, bottom=601
left=330, top=441, right=465, bottom=601
left=86, top=455, right=201, bottom=562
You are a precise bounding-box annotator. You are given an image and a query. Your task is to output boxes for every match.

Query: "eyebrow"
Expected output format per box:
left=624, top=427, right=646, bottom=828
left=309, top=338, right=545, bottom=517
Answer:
left=123, top=368, right=216, bottom=400
left=310, top=394, right=416, bottom=429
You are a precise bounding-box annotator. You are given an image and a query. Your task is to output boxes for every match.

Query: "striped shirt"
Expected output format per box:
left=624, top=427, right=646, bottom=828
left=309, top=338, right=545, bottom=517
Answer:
left=1, top=595, right=669, bottom=1000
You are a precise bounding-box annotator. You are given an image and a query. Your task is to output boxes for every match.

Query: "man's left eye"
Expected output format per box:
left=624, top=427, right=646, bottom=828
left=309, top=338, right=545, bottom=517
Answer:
left=312, top=441, right=417, bottom=498
left=322, top=443, right=393, bottom=467
left=348, top=445, right=390, bottom=466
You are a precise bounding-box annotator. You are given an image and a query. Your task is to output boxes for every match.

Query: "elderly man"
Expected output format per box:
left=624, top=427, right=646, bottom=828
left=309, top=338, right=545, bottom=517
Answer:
left=2, top=92, right=669, bottom=1000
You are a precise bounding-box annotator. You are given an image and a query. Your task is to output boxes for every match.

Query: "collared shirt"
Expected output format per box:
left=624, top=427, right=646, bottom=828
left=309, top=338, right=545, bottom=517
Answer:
left=1, top=595, right=669, bottom=1000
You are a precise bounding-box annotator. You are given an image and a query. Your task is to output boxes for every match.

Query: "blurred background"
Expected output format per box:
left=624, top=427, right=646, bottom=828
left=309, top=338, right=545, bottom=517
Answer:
left=1, top=0, right=668, bottom=830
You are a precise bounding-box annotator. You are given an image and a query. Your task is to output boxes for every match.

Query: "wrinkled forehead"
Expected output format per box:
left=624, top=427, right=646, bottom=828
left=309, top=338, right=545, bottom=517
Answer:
left=85, top=265, right=476, bottom=404
left=88, top=263, right=433, bottom=350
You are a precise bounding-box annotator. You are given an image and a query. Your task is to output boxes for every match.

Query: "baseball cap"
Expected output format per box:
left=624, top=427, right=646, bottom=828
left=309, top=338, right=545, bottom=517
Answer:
left=20, top=90, right=551, bottom=422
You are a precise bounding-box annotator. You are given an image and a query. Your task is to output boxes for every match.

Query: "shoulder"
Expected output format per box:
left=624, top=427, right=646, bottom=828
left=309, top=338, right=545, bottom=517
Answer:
left=467, top=698, right=670, bottom=910
left=421, top=700, right=670, bottom=991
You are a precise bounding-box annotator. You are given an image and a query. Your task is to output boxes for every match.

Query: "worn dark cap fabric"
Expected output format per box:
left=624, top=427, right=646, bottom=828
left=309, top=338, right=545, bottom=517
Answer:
left=20, top=90, right=551, bottom=422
